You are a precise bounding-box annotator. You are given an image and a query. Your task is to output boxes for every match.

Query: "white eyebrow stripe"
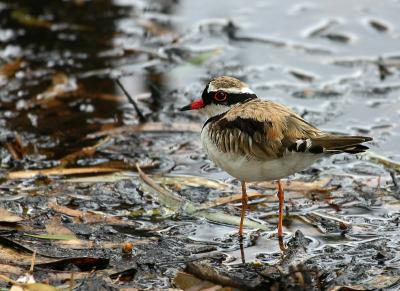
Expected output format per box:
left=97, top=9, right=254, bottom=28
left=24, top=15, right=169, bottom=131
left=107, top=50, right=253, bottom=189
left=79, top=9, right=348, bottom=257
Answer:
left=207, top=84, right=254, bottom=94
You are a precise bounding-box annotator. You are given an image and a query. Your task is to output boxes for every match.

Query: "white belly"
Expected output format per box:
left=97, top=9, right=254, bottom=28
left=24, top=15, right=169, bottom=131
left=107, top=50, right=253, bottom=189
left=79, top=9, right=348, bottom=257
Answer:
left=201, top=126, right=320, bottom=182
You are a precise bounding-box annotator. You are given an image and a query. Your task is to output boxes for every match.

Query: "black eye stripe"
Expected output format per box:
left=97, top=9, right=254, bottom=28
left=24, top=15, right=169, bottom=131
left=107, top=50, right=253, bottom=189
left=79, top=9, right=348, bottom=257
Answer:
left=201, top=86, right=257, bottom=105
left=225, top=93, right=257, bottom=105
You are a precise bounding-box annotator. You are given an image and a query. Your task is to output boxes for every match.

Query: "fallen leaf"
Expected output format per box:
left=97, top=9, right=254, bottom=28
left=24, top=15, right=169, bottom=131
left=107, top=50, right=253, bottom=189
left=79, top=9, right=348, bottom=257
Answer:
left=136, top=164, right=269, bottom=231
left=369, top=19, right=389, bottom=32
left=7, top=162, right=157, bottom=179
left=44, top=215, right=77, bottom=240
left=48, top=201, right=139, bottom=226
left=87, top=122, right=202, bottom=139
left=11, top=10, right=52, bottom=28
left=35, top=257, right=109, bottom=272
left=250, top=177, right=335, bottom=193
left=188, top=49, right=222, bottom=66
left=59, top=137, right=110, bottom=167
left=159, top=175, right=230, bottom=190
left=173, top=271, right=227, bottom=291
left=36, top=72, right=78, bottom=101
left=47, top=202, right=83, bottom=218
left=0, top=264, right=24, bottom=276
left=0, top=58, right=23, bottom=78
left=24, top=234, right=77, bottom=241
left=0, top=208, right=23, bottom=223
left=362, top=151, right=400, bottom=173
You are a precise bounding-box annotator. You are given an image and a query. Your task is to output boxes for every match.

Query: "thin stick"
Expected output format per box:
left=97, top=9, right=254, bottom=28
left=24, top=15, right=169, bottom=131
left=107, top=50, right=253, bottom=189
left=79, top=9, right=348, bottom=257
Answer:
left=29, top=250, right=36, bottom=273
left=115, top=78, right=146, bottom=122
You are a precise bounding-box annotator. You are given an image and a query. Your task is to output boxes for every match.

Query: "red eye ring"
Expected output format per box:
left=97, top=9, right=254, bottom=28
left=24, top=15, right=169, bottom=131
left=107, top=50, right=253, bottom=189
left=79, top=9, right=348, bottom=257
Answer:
left=213, top=91, right=227, bottom=102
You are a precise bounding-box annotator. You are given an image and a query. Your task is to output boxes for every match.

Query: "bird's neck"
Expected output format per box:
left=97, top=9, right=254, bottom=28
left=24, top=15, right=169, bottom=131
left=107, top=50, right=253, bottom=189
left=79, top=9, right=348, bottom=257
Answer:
left=200, top=104, right=231, bottom=118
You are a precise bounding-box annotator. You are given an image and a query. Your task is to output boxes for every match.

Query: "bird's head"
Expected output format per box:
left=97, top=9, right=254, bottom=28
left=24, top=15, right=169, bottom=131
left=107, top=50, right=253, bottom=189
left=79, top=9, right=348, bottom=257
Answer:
left=180, top=76, right=257, bottom=117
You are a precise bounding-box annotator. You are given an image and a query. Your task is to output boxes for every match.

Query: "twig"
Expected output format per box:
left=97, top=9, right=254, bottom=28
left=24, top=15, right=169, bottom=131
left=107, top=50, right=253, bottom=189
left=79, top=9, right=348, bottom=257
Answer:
left=136, top=163, right=183, bottom=212
left=29, top=250, right=36, bottom=274
left=200, top=192, right=266, bottom=209
left=7, top=162, right=157, bottom=179
left=361, top=151, right=400, bottom=173
left=115, top=78, right=146, bottom=122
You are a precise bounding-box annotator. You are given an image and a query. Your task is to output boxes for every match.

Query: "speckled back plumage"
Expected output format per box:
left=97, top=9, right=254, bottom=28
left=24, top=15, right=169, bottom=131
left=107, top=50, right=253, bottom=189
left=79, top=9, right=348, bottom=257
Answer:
left=206, top=99, right=322, bottom=160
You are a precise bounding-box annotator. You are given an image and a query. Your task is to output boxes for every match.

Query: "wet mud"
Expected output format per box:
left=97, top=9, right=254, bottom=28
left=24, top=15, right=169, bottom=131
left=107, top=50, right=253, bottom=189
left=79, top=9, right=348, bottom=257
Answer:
left=0, top=0, right=400, bottom=290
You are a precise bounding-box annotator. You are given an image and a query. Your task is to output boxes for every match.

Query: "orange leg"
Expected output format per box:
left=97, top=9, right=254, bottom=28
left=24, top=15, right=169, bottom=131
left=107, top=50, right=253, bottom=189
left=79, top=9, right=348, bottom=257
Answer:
left=239, top=181, right=248, bottom=237
left=277, top=180, right=284, bottom=238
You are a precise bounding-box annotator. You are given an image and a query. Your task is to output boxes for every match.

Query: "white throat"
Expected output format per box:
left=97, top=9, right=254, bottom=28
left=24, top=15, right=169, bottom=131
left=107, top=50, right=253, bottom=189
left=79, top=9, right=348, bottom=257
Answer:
left=200, top=104, right=231, bottom=117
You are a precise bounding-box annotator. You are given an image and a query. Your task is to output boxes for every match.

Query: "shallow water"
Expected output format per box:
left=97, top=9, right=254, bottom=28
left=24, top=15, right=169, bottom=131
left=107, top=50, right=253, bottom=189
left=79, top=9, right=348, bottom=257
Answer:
left=0, top=0, right=399, bottom=289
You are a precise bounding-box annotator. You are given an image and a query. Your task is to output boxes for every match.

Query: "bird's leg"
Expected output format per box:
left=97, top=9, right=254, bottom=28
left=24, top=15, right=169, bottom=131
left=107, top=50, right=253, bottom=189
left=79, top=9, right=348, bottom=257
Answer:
left=277, top=180, right=284, bottom=238
left=239, top=237, right=246, bottom=264
left=239, top=181, right=248, bottom=237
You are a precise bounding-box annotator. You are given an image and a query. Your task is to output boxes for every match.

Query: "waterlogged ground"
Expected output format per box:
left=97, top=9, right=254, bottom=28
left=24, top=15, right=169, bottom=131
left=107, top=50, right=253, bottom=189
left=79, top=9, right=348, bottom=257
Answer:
left=0, top=0, right=400, bottom=290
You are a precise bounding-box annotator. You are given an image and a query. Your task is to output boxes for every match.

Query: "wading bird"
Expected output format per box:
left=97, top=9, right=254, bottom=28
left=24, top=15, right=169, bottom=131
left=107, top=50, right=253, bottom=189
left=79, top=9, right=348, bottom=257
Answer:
left=180, top=76, right=372, bottom=238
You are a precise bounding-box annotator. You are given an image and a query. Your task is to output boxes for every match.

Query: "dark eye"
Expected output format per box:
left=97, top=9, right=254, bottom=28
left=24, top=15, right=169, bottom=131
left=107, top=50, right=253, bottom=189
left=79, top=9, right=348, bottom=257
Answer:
left=213, top=91, right=227, bottom=102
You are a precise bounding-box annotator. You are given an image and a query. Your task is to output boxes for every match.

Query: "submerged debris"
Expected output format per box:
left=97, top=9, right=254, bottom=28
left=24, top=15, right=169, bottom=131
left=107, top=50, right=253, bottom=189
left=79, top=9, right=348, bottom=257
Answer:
left=0, top=0, right=398, bottom=289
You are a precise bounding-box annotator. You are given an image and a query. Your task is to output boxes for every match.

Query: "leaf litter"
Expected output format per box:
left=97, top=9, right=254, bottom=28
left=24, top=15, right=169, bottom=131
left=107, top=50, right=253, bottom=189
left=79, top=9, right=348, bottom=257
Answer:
left=0, top=0, right=399, bottom=290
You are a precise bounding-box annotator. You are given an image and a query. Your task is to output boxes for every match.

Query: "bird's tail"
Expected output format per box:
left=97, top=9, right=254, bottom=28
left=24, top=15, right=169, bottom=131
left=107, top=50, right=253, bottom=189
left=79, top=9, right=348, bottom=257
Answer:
left=311, top=135, right=373, bottom=154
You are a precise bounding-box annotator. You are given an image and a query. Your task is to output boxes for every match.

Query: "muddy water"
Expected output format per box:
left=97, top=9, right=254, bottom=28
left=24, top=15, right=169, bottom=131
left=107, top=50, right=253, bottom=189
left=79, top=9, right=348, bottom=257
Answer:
left=0, top=0, right=400, bottom=289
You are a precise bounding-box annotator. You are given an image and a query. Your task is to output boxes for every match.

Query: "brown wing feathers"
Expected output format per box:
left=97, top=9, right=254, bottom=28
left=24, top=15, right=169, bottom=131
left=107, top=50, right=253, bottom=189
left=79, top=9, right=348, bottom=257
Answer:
left=207, top=99, right=372, bottom=159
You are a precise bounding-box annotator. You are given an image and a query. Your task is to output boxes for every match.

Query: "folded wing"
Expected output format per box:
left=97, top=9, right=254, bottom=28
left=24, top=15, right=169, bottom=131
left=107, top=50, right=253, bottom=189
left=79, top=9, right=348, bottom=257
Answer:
left=207, top=99, right=372, bottom=160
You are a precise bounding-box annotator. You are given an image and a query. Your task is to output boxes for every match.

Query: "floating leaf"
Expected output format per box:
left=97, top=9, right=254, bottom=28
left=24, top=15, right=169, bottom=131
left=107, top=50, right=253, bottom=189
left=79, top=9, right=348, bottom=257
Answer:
left=369, top=19, right=389, bottom=32
left=24, top=234, right=77, bottom=241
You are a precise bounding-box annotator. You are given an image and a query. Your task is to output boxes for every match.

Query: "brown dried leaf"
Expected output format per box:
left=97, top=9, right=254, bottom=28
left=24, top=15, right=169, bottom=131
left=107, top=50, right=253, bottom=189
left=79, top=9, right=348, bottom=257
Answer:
left=48, top=202, right=83, bottom=218
left=59, top=137, right=110, bottom=167
left=7, top=166, right=122, bottom=179
left=48, top=201, right=136, bottom=226
left=0, top=242, right=54, bottom=265
left=45, top=216, right=77, bottom=239
left=138, top=19, right=175, bottom=36
left=0, top=208, right=23, bottom=223
left=0, top=264, right=24, bottom=276
left=159, top=175, right=230, bottom=190
left=88, top=122, right=202, bottom=139
left=173, top=271, right=228, bottom=291
left=0, top=58, right=23, bottom=78
left=250, top=177, right=335, bottom=193
left=7, top=161, right=158, bottom=179
left=36, top=72, right=78, bottom=101
left=4, top=135, right=26, bottom=161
